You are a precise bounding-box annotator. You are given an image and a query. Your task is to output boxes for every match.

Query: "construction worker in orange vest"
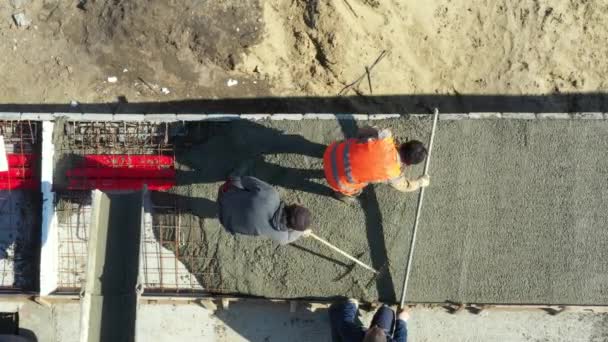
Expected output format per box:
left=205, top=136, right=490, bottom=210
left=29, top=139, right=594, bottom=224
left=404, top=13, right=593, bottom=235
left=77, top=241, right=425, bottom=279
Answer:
left=323, top=126, right=430, bottom=203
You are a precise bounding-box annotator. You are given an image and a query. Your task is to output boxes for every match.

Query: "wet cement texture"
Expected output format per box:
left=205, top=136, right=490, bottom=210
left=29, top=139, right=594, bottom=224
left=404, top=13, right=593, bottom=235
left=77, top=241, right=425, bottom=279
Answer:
left=168, top=119, right=608, bottom=304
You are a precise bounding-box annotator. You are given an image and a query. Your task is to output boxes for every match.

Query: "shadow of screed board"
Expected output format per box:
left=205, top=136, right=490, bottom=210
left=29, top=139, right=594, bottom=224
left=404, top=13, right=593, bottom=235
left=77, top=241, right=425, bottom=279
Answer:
left=166, top=118, right=608, bottom=304
left=81, top=190, right=143, bottom=342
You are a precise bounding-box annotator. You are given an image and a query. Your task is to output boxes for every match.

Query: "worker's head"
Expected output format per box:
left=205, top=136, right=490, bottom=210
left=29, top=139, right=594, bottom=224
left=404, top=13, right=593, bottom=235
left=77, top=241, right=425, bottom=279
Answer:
left=363, top=325, right=386, bottom=342
left=285, top=204, right=312, bottom=231
left=399, top=140, right=427, bottom=165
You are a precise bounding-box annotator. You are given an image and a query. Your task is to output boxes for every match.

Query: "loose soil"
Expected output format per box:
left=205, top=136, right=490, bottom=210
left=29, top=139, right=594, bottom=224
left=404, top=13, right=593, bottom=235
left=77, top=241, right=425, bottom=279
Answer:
left=1, top=1, right=607, bottom=107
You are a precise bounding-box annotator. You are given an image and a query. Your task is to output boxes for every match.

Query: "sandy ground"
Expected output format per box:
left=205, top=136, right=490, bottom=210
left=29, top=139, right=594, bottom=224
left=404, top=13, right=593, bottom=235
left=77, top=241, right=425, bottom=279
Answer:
left=15, top=300, right=608, bottom=342
left=1, top=1, right=607, bottom=107
left=163, top=118, right=608, bottom=305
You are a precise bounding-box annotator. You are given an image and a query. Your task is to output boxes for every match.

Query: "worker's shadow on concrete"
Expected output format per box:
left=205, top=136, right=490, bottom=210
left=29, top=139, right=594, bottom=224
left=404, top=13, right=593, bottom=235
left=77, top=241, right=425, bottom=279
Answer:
left=174, top=120, right=332, bottom=198
left=336, top=118, right=397, bottom=304
left=18, top=329, right=39, bottom=341
left=149, top=190, right=217, bottom=220
left=213, top=301, right=333, bottom=342
left=0, top=190, right=40, bottom=292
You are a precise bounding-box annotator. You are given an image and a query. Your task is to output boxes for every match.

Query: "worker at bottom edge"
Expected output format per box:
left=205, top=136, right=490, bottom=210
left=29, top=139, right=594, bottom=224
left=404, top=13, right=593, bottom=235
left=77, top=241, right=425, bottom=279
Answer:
left=323, top=126, right=430, bottom=204
left=330, top=299, right=409, bottom=342
left=217, top=175, right=312, bottom=245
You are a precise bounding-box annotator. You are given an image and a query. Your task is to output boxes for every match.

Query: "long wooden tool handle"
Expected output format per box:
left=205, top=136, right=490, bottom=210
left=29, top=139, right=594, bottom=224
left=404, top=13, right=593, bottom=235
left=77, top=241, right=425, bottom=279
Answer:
left=400, top=108, right=440, bottom=308
left=308, top=232, right=379, bottom=274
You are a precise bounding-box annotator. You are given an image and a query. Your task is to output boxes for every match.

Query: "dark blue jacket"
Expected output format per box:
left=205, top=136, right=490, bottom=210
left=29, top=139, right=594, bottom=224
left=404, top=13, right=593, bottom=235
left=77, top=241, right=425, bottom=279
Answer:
left=217, top=176, right=303, bottom=245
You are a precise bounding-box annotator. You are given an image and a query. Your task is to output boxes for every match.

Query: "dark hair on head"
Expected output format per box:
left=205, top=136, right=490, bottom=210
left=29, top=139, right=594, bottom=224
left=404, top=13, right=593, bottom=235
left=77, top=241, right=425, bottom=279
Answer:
left=399, top=140, right=427, bottom=165
left=285, top=205, right=312, bottom=231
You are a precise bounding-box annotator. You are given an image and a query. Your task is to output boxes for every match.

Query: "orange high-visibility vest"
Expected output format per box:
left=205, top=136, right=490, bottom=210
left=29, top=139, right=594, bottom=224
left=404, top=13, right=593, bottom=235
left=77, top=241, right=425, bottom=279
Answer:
left=323, top=136, right=402, bottom=195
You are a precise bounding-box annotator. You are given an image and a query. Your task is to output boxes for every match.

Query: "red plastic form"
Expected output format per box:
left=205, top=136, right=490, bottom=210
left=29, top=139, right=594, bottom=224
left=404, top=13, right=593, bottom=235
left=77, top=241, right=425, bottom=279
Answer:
left=82, top=155, right=174, bottom=168
left=66, top=154, right=176, bottom=191
left=0, top=154, right=38, bottom=190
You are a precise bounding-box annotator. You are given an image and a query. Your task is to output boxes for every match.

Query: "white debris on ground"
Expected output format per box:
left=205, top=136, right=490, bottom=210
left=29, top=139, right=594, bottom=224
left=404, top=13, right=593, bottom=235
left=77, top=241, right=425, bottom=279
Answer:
left=160, top=87, right=170, bottom=95
left=12, top=12, right=31, bottom=27
left=107, top=76, right=118, bottom=83
left=227, top=79, right=238, bottom=87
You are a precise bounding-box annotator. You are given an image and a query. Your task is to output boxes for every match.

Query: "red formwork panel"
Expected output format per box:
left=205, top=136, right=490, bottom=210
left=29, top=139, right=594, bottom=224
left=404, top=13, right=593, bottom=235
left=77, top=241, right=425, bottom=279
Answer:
left=0, top=179, right=39, bottom=190
left=7, top=154, right=36, bottom=167
left=66, top=154, right=176, bottom=191
left=0, top=154, right=38, bottom=190
left=0, top=169, right=34, bottom=178
left=66, top=168, right=175, bottom=179
left=82, top=155, right=174, bottom=168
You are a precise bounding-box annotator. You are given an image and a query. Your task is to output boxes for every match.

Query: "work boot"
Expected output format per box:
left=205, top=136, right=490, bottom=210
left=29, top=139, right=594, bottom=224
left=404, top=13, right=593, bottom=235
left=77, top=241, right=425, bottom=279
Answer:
left=332, top=191, right=360, bottom=205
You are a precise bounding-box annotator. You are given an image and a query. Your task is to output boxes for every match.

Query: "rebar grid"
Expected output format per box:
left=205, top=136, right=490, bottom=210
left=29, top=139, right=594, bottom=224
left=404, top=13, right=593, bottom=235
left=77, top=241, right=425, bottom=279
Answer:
left=0, top=120, right=40, bottom=291
left=57, top=121, right=176, bottom=191
left=0, top=120, right=37, bottom=153
left=142, top=202, right=224, bottom=294
left=55, top=192, right=91, bottom=292
left=53, top=121, right=223, bottom=294
left=60, top=121, right=173, bottom=155
left=54, top=192, right=223, bottom=294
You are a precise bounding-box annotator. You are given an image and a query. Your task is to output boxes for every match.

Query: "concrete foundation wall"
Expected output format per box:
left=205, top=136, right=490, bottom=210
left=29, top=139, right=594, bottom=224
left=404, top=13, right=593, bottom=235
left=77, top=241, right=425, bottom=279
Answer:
left=28, top=114, right=608, bottom=305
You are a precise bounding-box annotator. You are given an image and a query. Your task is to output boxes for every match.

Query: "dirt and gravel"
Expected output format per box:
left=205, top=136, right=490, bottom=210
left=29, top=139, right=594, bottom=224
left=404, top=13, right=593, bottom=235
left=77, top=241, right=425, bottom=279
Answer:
left=1, top=0, right=607, bottom=108
left=164, top=118, right=608, bottom=304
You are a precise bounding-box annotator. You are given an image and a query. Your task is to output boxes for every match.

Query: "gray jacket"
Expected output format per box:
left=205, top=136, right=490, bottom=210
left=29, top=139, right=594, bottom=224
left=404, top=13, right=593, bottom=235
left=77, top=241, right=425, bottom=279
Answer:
left=217, top=176, right=303, bottom=245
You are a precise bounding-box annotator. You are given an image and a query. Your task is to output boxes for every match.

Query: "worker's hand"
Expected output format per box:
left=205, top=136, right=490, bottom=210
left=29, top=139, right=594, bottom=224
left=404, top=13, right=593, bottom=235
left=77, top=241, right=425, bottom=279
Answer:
left=398, top=308, right=411, bottom=322
left=302, top=229, right=313, bottom=238
left=418, top=174, right=430, bottom=188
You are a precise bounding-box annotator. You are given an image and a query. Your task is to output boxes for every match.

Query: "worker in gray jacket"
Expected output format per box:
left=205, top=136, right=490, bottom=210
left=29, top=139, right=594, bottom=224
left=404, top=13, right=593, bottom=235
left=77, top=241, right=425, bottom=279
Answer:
left=217, top=176, right=312, bottom=245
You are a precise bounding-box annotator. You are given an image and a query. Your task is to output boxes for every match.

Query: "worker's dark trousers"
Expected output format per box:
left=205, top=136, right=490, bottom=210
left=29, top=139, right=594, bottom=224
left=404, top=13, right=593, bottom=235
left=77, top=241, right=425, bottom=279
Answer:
left=329, top=303, right=395, bottom=341
left=370, top=305, right=396, bottom=336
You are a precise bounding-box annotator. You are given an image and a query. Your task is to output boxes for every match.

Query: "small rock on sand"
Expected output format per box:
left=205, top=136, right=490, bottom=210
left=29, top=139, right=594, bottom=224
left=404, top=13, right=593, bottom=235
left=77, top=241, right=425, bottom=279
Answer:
left=13, top=13, right=31, bottom=27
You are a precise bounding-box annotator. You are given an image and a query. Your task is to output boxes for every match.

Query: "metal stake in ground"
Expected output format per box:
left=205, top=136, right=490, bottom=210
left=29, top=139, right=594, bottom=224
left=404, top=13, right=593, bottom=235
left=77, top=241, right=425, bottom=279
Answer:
left=307, top=232, right=378, bottom=274
left=399, top=108, right=440, bottom=308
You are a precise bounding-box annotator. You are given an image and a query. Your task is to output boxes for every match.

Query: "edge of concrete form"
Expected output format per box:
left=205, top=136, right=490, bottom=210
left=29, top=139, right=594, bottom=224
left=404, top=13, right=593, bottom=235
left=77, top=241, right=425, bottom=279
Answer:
left=40, top=121, right=57, bottom=296
left=0, top=112, right=606, bottom=122
left=29, top=294, right=608, bottom=315
left=8, top=112, right=606, bottom=309
left=80, top=190, right=144, bottom=342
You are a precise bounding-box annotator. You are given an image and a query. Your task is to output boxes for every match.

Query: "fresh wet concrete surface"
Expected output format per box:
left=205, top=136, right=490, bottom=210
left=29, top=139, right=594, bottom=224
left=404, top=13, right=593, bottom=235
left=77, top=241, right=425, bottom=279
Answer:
left=164, top=118, right=608, bottom=304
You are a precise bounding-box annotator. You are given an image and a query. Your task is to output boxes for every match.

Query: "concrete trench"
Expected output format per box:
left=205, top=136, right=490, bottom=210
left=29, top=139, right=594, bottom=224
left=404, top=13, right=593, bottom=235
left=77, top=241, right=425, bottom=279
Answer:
left=2, top=113, right=608, bottom=311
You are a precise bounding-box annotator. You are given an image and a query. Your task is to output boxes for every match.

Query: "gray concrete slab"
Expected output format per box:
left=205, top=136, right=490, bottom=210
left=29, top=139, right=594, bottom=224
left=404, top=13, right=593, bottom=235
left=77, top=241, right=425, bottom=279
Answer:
left=166, top=119, right=608, bottom=304
left=13, top=300, right=608, bottom=342
left=413, top=120, right=608, bottom=304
